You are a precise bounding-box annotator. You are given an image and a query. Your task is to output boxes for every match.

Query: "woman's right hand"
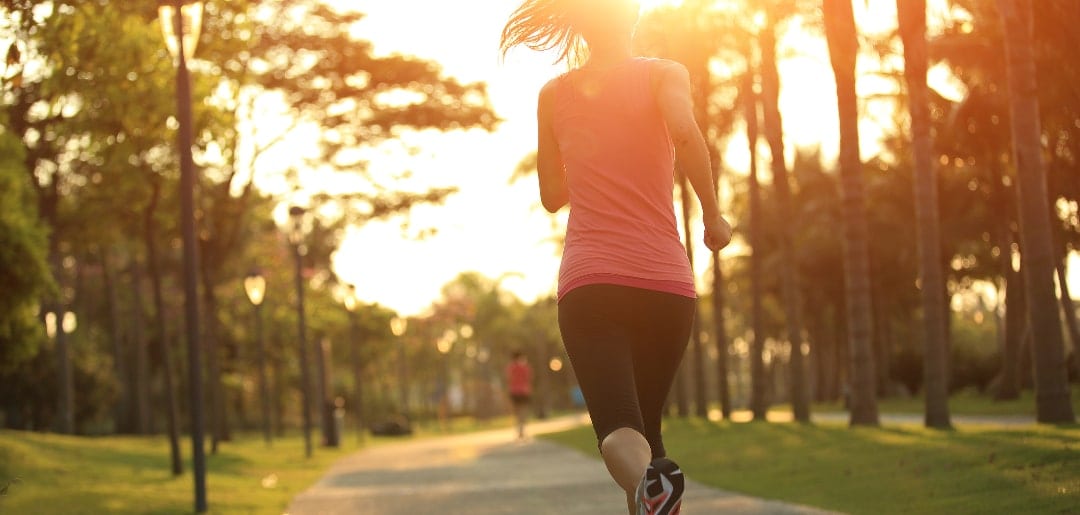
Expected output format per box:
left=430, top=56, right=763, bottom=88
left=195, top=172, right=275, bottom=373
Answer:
left=704, top=214, right=733, bottom=252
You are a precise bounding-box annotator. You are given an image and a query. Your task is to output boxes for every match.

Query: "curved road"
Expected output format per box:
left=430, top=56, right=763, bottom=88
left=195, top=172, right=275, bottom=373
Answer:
left=286, top=415, right=836, bottom=515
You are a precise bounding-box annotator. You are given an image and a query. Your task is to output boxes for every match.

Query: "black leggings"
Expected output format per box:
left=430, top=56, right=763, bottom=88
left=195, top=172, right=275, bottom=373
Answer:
left=558, top=284, right=694, bottom=459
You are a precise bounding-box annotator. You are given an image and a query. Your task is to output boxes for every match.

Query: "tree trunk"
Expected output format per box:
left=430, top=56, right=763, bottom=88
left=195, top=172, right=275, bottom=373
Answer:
left=708, top=72, right=732, bottom=419
left=350, top=314, right=365, bottom=437
left=897, top=33, right=958, bottom=433
left=101, top=249, right=131, bottom=433
left=998, top=258, right=1024, bottom=400
left=995, top=0, right=1075, bottom=422
left=836, top=303, right=851, bottom=406
left=129, top=260, right=151, bottom=435
left=744, top=71, right=769, bottom=421
left=271, top=328, right=286, bottom=437
left=1055, top=243, right=1080, bottom=378
left=51, top=298, right=74, bottom=435
left=712, top=186, right=732, bottom=419
left=678, top=174, right=708, bottom=418
left=145, top=180, right=183, bottom=474
left=873, top=300, right=892, bottom=397
left=759, top=19, right=811, bottom=423
left=201, top=276, right=229, bottom=451
left=316, top=337, right=337, bottom=447
left=824, top=0, right=880, bottom=426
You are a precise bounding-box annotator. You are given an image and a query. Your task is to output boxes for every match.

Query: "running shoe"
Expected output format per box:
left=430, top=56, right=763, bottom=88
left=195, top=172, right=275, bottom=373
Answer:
left=635, top=457, right=685, bottom=515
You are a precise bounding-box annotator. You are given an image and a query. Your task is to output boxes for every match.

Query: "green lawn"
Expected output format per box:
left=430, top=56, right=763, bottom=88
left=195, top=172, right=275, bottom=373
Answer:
left=544, top=419, right=1080, bottom=515
left=0, top=414, right=518, bottom=515
left=0, top=430, right=365, bottom=515
left=812, top=385, right=1080, bottom=418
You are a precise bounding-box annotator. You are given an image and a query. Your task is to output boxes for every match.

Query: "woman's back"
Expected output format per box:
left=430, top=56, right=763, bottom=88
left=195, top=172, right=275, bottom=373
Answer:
left=552, top=58, right=694, bottom=300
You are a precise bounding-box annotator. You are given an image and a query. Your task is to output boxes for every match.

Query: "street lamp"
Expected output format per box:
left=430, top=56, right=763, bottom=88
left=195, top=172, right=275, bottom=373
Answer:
left=46, top=311, right=76, bottom=434
left=436, top=329, right=457, bottom=355
left=390, top=317, right=409, bottom=417
left=158, top=1, right=206, bottom=510
left=244, top=269, right=272, bottom=447
left=288, top=206, right=314, bottom=458
left=344, top=285, right=365, bottom=439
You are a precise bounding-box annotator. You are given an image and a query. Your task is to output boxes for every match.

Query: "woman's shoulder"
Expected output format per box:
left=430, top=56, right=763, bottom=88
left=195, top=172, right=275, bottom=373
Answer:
left=639, top=57, right=687, bottom=75
left=636, top=58, right=688, bottom=95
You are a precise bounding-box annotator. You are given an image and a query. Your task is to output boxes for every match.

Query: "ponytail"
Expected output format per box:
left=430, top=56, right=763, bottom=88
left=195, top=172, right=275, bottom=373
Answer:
left=499, top=0, right=587, bottom=66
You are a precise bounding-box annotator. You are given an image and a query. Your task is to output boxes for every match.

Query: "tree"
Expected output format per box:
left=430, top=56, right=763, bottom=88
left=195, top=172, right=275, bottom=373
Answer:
left=744, top=70, right=770, bottom=421
left=758, top=9, right=810, bottom=423
left=994, top=0, right=1075, bottom=423
left=823, top=0, right=879, bottom=426
left=897, top=0, right=951, bottom=429
left=180, top=0, right=498, bottom=448
left=0, top=112, right=53, bottom=398
left=636, top=0, right=746, bottom=419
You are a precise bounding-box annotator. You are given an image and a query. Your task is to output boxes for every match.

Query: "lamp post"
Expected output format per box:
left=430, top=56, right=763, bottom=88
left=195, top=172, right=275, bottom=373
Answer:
left=390, top=317, right=409, bottom=418
left=244, top=270, right=271, bottom=447
left=47, top=311, right=76, bottom=434
left=288, top=206, right=314, bottom=459
left=158, top=1, right=206, bottom=511
left=344, top=286, right=365, bottom=439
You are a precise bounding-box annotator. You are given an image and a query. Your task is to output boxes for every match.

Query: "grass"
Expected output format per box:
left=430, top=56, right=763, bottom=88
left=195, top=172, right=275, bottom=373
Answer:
left=544, top=419, right=1080, bottom=515
left=812, top=385, right=1080, bottom=418
left=0, top=414, right=520, bottom=515
left=0, top=429, right=367, bottom=515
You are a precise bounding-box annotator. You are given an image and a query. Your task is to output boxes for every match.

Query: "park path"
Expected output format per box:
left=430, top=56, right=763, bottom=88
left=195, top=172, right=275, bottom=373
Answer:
left=286, top=414, right=836, bottom=515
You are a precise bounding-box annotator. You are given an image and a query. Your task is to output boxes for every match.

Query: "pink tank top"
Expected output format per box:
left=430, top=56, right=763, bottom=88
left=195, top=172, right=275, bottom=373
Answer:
left=554, top=58, right=696, bottom=301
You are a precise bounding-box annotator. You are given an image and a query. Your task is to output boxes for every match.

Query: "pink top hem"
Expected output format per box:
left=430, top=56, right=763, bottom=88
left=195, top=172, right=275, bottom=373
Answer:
left=558, top=273, right=697, bottom=302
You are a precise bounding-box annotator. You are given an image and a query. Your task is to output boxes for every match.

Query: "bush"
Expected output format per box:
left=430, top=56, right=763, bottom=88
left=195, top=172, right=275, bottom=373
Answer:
left=950, top=314, right=999, bottom=393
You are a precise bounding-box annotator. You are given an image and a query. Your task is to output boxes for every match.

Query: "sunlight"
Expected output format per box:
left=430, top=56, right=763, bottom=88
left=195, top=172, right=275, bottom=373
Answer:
left=639, top=0, right=684, bottom=11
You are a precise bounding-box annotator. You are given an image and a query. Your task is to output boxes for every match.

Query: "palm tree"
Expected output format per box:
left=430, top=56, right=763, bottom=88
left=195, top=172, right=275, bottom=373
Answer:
left=994, top=0, right=1075, bottom=423
left=679, top=174, right=708, bottom=418
left=897, top=0, right=951, bottom=429
left=759, top=13, right=810, bottom=423
left=712, top=154, right=732, bottom=420
left=744, top=70, right=769, bottom=421
left=823, top=0, right=879, bottom=426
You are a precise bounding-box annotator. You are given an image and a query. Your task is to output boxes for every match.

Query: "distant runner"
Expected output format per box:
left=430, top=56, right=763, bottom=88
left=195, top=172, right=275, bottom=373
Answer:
left=500, top=1, right=733, bottom=514
left=505, top=351, right=534, bottom=440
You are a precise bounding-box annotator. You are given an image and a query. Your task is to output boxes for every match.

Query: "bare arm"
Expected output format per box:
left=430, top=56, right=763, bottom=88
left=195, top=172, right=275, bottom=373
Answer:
left=653, top=61, right=733, bottom=251
left=536, top=80, right=569, bottom=213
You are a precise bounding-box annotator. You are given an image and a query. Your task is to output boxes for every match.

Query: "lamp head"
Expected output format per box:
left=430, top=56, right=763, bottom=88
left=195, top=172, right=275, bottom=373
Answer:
left=390, top=316, right=408, bottom=337
left=158, top=1, right=204, bottom=63
left=61, top=312, right=77, bottom=334
left=244, top=270, right=267, bottom=306
left=343, top=284, right=359, bottom=312
left=288, top=206, right=307, bottom=245
left=45, top=312, right=58, bottom=339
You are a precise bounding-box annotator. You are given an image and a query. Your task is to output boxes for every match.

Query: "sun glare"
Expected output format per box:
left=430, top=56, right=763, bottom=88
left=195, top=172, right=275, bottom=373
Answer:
left=639, top=0, right=684, bottom=10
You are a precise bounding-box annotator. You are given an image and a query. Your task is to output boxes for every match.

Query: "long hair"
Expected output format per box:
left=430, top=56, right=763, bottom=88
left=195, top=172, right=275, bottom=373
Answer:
left=499, top=0, right=588, bottom=66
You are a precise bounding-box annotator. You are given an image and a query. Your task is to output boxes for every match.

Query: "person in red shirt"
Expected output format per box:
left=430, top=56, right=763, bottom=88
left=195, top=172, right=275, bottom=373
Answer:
left=505, top=351, right=534, bottom=440
left=501, top=0, right=733, bottom=513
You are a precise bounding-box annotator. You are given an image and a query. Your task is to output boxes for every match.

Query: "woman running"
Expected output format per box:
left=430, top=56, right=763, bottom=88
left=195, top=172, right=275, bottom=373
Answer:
left=506, top=350, right=534, bottom=440
left=500, top=1, right=733, bottom=514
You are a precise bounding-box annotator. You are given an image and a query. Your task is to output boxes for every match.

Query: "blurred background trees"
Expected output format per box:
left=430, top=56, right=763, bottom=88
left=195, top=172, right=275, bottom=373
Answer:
left=0, top=0, right=1077, bottom=473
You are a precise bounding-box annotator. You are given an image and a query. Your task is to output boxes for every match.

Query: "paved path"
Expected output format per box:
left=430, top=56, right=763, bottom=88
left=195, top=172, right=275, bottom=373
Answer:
left=287, top=415, right=836, bottom=515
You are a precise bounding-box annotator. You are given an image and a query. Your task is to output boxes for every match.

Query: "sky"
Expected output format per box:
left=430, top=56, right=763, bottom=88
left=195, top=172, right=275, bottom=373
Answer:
left=249, top=0, right=1078, bottom=316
